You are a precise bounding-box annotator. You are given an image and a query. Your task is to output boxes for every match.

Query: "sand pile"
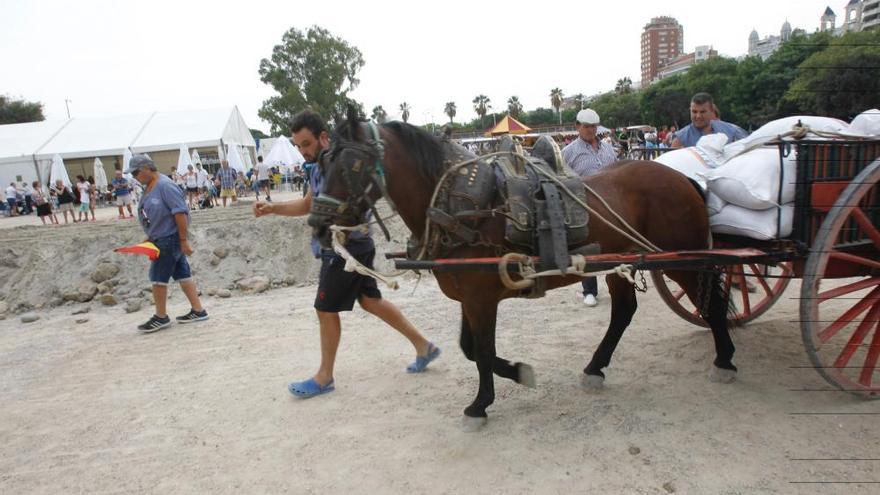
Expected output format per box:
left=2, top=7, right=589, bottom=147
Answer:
left=0, top=201, right=411, bottom=316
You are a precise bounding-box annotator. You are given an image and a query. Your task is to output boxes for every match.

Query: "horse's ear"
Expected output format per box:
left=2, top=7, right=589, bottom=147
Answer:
left=345, top=105, right=363, bottom=142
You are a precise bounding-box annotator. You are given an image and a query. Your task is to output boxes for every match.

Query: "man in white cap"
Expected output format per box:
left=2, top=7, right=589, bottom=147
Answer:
left=561, top=108, right=618, bottom=307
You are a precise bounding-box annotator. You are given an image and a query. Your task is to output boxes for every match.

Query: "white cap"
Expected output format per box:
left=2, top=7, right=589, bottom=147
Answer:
left=576, top=108, right=600, bottom=125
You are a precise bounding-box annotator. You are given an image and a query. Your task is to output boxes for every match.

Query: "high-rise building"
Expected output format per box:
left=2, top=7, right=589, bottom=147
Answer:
left=862, top=0, right=880, bottom=30
left=640, top=16, right=683, bottom=87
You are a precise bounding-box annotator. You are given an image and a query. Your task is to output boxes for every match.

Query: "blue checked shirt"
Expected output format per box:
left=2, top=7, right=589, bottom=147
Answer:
left=217, top=167, right=237, bottom=189
left=561, top=138, right=618, bottom=177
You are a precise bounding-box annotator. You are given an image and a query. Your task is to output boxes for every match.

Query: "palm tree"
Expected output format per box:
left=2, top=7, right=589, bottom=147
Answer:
left=572, top=93, right=586, bottom=110
left=399, top=102, right=411, bottom=123
left=615, top=77, right=633, bottom=95
left=371, top=105, right=387, bottom=124
left=444, top=101, right=457, bottom=124
left=507, top=96, right=523, bottom=118
left=550, top=88, right=564, bottom=124
left=472, top=94, right=490, bottom=128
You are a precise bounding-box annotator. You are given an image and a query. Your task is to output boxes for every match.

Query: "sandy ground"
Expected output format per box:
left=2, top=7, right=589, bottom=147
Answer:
left=2, top=193, right=880, bottom=494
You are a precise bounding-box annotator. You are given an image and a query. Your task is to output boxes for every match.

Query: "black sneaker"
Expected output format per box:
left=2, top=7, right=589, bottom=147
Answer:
left=176, top=308, right=209, bottom=324
left=138, top=314, right=172, bottom=333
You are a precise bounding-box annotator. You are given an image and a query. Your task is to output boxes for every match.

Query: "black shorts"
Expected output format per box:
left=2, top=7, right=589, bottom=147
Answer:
left=314, top=249, right=381, bottom=312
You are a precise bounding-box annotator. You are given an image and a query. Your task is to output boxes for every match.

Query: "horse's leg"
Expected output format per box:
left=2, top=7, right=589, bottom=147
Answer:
left=666, top=269, right=737, bottom=382
left=582, top=274, right=638, bottom=389
left=460, top=301, right=499, bottom=430
left=459, top=311, right=535, bottom=387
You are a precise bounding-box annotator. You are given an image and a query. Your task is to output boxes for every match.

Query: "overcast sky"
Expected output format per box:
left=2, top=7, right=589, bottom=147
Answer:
left=2, top=0, right=842, bottom=133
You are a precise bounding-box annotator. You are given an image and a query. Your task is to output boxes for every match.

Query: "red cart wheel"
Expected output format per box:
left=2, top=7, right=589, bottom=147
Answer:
left=801, top=159, right=880, bottom=396
left=651, top=262, right=792, bottom=328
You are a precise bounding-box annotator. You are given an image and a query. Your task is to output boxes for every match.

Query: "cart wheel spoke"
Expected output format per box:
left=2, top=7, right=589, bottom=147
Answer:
left=834, top=302, right=880, bottom=368
left=748, top=263, right=775, bottom=296
left=829, top=251, right=880, bottom=271
left=672, top=288, right=686, bottom=301
left=851, top=207, right=880, bottom=249
left=737, top=267, right=752, bottom=315
left=817, top=286, right=880, bottom=343
left=819, top=277, right=880, bottom=303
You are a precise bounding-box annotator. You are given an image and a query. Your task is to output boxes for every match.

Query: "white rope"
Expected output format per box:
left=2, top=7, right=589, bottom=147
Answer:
left=329, top=225, right=404, bottom=290
left=524, top=253, right=636, bottom=283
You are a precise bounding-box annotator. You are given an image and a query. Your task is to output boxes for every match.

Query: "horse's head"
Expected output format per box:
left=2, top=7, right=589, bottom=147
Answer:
left=307, top=108, right=386, bottom=247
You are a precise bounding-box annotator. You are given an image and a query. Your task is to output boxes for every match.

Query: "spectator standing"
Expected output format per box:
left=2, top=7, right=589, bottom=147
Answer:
left=111, top=170, right=135, bottom=219
left=32, top=180, right=58, bottom=225
left=53, top=180, right=76, bottom=223
left=255, top=156, right=272, bottom=202
left=5, top=183, right=19, bottom=216
left=216, top=160, right=238, bottom=207
left=75, top=175, right=94, bottom=222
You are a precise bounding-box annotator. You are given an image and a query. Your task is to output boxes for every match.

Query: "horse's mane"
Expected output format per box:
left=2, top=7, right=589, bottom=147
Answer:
left=380, top=122, right=447, bottom=187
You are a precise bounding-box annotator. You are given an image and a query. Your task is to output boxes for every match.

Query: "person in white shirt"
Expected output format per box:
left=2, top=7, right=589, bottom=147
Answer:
left=255, top=156, right=272, bottom=202
left=184, top=164, right=199, bottom=209
left=75, top=175, right=94, bottom=222
left=5, top=183, right=18, bottom=216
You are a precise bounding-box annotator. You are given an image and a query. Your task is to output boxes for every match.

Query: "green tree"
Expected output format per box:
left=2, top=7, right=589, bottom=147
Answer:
left=371, top=105, right=387, bottom=124
left=782, top=29, right=880, bottom=119
left=572, top=93, right=586, bottom=110
left=0, top=95, right=44, bottom=125
left=640, top=76, right=690, bottom=128
left=507, top=96, right=523, bottom=118
left=250, top=128, right=269, bottom=140
left=472, top=94, right=490, bottom=127
left=399, top=102, right=411, bottom=123
left=550, top=88, right=564, bottom=124
left=615, top=77, right=633, bottom=95
left=444, top=101, right=456, bottom=124
left=257, top=26, right=365, bottom=134
left=521, top=107, right=557, bottom=126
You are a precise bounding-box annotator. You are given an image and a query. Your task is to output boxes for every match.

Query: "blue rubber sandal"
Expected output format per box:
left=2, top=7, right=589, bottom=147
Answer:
left=288, top=378, right=335, bottom=398
left=407, top=343, right=441, bottom=373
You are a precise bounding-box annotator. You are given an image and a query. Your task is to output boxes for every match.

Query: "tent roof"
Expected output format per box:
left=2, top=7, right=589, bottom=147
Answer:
left=0, top=106, right=256, bottom=162
left=484, top=115, right=532, bottom=136
left=0, top=120, right=69, bottom=164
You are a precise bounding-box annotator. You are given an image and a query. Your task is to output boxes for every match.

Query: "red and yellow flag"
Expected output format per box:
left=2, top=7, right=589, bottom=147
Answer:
left=114, top=242, right=160, bottom=261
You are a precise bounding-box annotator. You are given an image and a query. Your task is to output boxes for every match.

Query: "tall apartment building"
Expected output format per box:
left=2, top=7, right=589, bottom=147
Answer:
left=640, top=16, right=684, bottom=87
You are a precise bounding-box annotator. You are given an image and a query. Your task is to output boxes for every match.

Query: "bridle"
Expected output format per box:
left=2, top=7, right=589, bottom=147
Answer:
left=308, top=122, right=397, bottom=240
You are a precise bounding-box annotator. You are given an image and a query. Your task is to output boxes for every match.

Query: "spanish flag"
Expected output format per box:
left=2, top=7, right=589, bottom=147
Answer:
left=115, top=242, right=160, bottom=261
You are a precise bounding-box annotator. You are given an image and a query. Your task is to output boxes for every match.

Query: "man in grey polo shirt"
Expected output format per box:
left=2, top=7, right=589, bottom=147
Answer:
left=671, top=92, right=748, bottom=148
left=561, top=108, right=618, bottom=307
left=128, top=154, right=208, bottom=333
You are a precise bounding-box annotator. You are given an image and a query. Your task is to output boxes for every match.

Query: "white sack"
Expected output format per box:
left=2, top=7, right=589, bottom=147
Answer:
left=702, top=147, right=797, bottom=210
left=710, top=203, right=793, bottom=240
left=723, top=116, right=849, bottom=161
left=849, top=109, right=880, bottom=137
left=654, top=148, right=712, bottom=189
left=705, top=191, right=726, bottom=216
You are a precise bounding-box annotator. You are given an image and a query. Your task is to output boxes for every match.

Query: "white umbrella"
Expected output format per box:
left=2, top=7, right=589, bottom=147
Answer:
left=50, top=154, right=71, bottom=187
left=243, top=149, right=254, bottom=171
left=264, top=136, right=305, bottom=171
left=191, top=149, right=202, bottom=166
left=93, top=157, right=108, bottom=192
left=226, top=143, right=246, bottom=173
left=176, top=143, right=193, bottom=176
left=122, top=148, right=134, bottom=181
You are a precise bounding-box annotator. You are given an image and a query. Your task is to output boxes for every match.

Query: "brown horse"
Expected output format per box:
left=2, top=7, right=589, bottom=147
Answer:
left=310, top=117, right=735, bottom=429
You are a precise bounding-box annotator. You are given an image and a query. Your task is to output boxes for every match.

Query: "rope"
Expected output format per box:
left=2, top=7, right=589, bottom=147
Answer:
left=329, top=225, right=404, bottom=290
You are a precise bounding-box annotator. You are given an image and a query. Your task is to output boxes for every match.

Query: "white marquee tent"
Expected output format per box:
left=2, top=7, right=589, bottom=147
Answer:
left=0, top=106, right=256, bottom=188
left=263, top=136, right=304, bottom=171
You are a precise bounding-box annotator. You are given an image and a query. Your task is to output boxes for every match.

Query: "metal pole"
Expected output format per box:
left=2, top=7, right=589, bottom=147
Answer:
left=65, top=99, right=71, bottom=119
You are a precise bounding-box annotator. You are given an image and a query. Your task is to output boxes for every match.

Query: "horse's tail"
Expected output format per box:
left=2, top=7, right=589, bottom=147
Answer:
left=696, top=269, right=739, bottom=328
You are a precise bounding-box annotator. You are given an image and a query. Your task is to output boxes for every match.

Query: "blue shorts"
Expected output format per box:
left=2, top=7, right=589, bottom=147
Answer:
left=148, top=235, right=192, bottom=285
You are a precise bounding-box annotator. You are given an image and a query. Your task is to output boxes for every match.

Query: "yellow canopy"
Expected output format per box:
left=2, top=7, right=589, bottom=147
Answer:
left=484, top=115, right=532, bottom=137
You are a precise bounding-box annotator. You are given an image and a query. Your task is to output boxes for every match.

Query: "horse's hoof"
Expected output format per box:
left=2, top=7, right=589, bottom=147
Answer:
left=710, top=366, right=737, bottom=384
left=517, top=363, right=536, bottom=388
left=580, top=373, right=605, bottom=390
left=461, top=415, right=488, bottom=432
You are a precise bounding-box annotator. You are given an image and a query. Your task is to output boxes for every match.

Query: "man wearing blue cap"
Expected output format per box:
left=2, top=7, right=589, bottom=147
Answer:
left=127, top=154, right=208, bottom=333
